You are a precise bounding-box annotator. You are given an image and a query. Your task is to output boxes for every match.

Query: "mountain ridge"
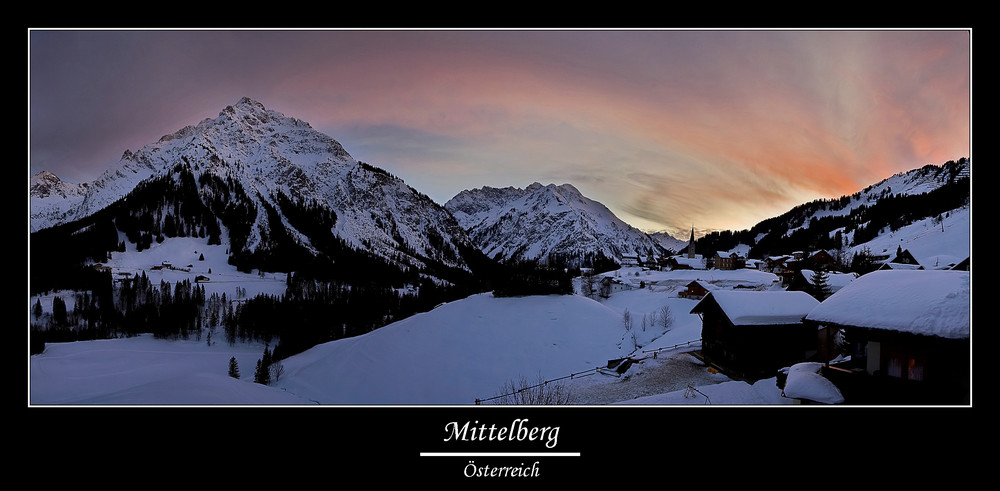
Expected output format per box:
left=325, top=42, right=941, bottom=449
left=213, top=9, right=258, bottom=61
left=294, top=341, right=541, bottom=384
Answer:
left=690, top=157, right=971, bottom=268
left=445, top=181, right=667, bottom=266
left=29, top=97, right=486, bottom=287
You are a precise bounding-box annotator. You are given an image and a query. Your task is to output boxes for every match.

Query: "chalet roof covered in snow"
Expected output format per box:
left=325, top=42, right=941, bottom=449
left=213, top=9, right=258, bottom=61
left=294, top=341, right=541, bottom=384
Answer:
left=691, top=290, right=820, bottom=326
left=805, top=270, right=971, bottom=339
left=686, top=279, right=717, bottom=290
left=670, top=255, right=706, bottom=269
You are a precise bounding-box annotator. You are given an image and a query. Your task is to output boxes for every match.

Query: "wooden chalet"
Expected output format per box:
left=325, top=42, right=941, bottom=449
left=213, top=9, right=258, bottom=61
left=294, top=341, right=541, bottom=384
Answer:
left=878, top=246, right=924, bottom=271
left=713, top=252, right=746, bottom=270
left=807, top=250, right=837, bottom=271
left=690, top=290, right=820, bottom=380
left=806, top=270, right=971, bottom=405
left=678, top=280, right=714, bottom=299
left=764, top=255, right=793, bottom=273
left=621, top=254, right=640, bottom=266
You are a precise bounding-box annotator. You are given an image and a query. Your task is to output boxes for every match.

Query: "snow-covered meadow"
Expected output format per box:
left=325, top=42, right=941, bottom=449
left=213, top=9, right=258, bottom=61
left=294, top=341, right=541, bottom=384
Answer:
left=28, top=286, right=793, bottom=405
left=29, top=235, right=795, bottom=405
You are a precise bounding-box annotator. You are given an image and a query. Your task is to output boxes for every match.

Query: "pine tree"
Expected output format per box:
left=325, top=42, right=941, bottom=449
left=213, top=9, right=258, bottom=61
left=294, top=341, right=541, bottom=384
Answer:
left=810, top=268, right=832, bottom=301
left=228, top=356, right=240, bottom=379
left=52, top=296, right=67, bottom=327
left=253, top=345, right=272, bottom=385
left=262, top=344, right=272, bottom=372
left=851, top=247, right=879, bottom=275
left=253, top=360, right=265, bottom=384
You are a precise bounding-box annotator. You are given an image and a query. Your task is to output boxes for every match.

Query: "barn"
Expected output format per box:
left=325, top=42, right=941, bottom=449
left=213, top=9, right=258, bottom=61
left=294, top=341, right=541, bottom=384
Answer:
left=690, top=290, right=820, bottom=380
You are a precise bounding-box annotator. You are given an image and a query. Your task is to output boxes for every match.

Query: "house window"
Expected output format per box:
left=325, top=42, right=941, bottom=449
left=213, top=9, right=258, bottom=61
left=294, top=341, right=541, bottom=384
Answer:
left=887, top=353, right=925, bottom=381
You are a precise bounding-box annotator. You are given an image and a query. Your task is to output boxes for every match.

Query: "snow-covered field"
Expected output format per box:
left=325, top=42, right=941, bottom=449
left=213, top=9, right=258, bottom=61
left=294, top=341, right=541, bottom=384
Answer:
left=29, top=285, right=782, bottom=405
left=29, top=239, right=795, bottom=406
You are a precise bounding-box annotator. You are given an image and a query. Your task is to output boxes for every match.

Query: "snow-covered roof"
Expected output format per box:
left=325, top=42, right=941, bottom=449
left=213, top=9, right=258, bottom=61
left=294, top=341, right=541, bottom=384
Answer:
left=922, top=254, right=965, bottom=270
left=670, top=255, right=706, bottom=268
left=686, top=279, right=717, bottom=290
left=691, top=290, right=820, bottom=326
left=799, top=269, right=858, bottom=292
left=805, top=270, right=970, bottom=339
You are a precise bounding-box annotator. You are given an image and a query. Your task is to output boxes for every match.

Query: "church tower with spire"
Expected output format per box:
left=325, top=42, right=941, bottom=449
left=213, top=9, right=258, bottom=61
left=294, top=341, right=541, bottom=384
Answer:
left=687, top=227, right=696, bottom=259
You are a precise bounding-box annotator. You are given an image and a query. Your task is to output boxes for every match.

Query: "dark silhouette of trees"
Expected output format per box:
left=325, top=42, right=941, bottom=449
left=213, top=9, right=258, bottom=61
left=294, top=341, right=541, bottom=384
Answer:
left=492, top=257, right=574, bottom=297
left=851, top=247, right=881, bottom=275
left=253, top=345, right=272, bottom=385
left=228, top=357, right=240, bottom=379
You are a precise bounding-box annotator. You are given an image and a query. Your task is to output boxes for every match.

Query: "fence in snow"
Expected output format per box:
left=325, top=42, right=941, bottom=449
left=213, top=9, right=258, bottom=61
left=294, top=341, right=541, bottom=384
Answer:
left=474, top=338, right=701, bottom=404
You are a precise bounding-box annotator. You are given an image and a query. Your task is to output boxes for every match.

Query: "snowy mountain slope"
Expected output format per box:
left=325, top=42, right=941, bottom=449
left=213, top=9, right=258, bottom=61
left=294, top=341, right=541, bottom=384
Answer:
left=445, top=182, right=666, bottom=264
left=29, top=97, right=480, bottom=277
left=792, top=158, right=970, bottom=225
left=850, top=203, right=970, bottom=269
left=696, top=158, right=971, bottom=262
left=29, top=158, right=159, bottom=232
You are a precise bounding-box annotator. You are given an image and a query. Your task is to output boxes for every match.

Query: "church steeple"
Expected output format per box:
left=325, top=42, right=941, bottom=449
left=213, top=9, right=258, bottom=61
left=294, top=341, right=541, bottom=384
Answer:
left=687, top=227, right=696, bottom=259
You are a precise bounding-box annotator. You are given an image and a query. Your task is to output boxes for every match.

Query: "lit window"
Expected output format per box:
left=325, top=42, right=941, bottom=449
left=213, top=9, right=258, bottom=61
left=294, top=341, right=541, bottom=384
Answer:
left=887, top=354, right=925, bottom=381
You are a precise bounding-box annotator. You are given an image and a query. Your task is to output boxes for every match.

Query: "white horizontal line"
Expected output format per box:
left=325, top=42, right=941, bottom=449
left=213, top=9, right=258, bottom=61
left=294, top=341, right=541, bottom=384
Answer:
left=420, top=452, right=580, bottom=457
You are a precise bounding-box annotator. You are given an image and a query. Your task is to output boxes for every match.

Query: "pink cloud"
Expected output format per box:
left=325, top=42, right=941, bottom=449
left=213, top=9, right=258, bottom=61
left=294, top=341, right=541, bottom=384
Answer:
left=31, top=29, right=970, bottom=235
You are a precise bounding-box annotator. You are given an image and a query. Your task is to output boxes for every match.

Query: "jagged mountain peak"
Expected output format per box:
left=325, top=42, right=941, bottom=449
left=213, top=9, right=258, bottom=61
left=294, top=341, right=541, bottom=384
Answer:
left=445, top=182, right=664, bottom=265
left=29, top=170, right=84, bottom=200
left=218, top=96, right=294, bottom=130
left=527, top=182, right=579, bottom=193
left=29, top=97, right=482, bottom=280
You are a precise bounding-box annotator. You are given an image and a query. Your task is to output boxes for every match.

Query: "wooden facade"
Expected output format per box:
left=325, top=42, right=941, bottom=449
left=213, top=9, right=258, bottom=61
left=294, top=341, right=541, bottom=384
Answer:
left=678, top=280, right=711, bottom=299
left=806, top=270, right=971, bottom=405
left=713, top=252, right=745, bottom=270
left=691, top=291, right=820, bottom=380
left=815, top=323, right=970, bottom=405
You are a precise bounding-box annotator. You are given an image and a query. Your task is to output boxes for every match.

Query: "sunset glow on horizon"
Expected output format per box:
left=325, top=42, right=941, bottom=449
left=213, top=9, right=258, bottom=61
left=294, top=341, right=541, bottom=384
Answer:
left=29, top=28, right=971, bottom=239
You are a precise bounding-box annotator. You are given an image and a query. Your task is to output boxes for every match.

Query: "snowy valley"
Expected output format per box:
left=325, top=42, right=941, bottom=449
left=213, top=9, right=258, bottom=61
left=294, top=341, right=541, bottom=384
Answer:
left=28, top=98, right=971, bottom=407
left=28, top=189, right=971, bottom=406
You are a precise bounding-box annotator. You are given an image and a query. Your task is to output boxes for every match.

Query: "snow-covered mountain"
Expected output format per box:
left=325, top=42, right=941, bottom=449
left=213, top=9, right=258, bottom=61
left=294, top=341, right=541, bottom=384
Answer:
left=799, top=158, right=970, bottom=222
left=445, top=182, right=666, bottom=265
left=649, top=231, right=689, bottom=254
left=696, top=157, right=971, bottom=266
left=29, top=97, right=482, bottom=280
left=29, top=157, right=160, bottom=232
